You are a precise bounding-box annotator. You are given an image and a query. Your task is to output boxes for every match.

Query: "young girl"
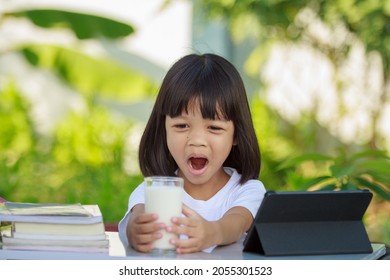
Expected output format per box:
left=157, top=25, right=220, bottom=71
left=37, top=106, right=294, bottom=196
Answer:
left=118, top=53, right=266, bottom=254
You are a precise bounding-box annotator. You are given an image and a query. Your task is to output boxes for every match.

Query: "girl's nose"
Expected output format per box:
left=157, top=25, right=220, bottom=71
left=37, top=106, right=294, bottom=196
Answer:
left=187, top=129, right=207, bottom=147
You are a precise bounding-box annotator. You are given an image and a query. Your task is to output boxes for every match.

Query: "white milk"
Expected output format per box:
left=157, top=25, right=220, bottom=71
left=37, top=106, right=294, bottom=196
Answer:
left=145, top=186, right=182, bottom=250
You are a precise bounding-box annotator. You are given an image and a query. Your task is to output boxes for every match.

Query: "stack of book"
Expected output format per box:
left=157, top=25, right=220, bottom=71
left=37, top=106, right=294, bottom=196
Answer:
left=0, top=202, right=109, bottom=254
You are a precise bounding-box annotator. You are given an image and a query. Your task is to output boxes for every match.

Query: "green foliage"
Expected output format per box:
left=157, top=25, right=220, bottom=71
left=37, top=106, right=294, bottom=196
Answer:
left=0, top=84, right=140, bottom=222
left=279, top=149, right=390, bottom=200
left=251, top=97, right=295, bottom=189
left=54, top=103, right=130, bottom=166
left=0, top=82, right=35, bottom=162
left=21, top=45, right=158, bottom=101
left=198, top=0, right=308, bottom=38
left=0, top=82, right=36, bottom=197
left=320, top=0, right=390, bottom=71
left=200, top=0, right=390, bottom=82
left=0, top=6, right=155, bottom=223
left=6, top=9, right=134, bottom=40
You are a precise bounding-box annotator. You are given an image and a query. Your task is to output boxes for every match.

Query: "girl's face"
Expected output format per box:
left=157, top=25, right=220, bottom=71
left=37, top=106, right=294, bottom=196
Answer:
left=165, top=102, right=235, bottom=191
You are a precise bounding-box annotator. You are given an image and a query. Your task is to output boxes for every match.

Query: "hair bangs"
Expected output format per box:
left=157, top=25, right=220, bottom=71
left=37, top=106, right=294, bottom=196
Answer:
left=161, top=68, right=232, bottom=121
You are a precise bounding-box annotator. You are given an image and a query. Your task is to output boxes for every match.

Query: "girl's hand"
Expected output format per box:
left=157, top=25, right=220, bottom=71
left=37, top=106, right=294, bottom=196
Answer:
left=167, top=204, right=220, bottom=254
left=126, top=204, right=166, bottom=253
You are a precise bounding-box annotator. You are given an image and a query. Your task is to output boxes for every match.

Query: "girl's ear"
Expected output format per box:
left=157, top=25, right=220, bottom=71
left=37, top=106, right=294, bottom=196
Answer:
left=233, top=137, right=238, bottom=146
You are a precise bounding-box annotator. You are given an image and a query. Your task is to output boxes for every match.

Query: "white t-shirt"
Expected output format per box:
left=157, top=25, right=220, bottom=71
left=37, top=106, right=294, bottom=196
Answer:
left=118, top=167, right=266, bottom=252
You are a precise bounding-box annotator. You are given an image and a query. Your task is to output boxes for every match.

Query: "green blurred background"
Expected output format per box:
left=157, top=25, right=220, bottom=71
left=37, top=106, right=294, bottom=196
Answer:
left=1, top=0, right=389, bottom=244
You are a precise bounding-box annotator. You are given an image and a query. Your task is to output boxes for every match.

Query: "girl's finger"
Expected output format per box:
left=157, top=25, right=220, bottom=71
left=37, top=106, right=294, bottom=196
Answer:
left=133, top=231, right=162, bottom=245
left=134, top=222, right=166, bottom=234
left=132, top=242, right=155, bottom=253
left=134, top=213, right=159, bottom=224
left=182, top=204, right=198, bottom=217
left=166, top=223, right=195, bottom=236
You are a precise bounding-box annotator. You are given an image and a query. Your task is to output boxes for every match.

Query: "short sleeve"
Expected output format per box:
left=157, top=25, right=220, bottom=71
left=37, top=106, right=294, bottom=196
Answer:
left=229, top=179, right=266, bottom=218
left=118, top=182, right=145, bottom=247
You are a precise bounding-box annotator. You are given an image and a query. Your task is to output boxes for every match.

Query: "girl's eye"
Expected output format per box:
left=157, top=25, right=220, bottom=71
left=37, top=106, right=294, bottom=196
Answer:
left=209, top=126, right=223, bottom=131
left=174, top=124, right=188, bottom=129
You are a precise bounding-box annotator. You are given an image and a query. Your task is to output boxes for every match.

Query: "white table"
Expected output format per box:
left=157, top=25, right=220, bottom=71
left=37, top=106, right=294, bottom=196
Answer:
left=0, top=232, right=386, bottom=260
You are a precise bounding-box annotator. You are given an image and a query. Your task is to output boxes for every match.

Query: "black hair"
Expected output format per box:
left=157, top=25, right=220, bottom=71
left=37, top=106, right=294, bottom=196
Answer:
left=138, top=53, right=261, bottom=184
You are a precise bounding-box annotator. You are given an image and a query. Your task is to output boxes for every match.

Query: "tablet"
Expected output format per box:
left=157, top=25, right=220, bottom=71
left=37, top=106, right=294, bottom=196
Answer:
left=243, top=190, right=373, bottom=256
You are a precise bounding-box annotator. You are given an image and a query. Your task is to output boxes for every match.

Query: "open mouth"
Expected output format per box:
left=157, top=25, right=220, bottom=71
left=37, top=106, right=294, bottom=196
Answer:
left=189, top=157, right=208, bottom=170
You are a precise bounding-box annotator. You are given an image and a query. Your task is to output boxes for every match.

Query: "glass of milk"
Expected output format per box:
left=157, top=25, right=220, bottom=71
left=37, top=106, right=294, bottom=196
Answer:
left=144, top=176, right=183, bottom=255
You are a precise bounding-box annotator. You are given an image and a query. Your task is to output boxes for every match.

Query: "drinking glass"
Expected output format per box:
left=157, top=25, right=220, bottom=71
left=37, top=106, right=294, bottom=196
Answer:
left=144, top=176, right=183, bottom=255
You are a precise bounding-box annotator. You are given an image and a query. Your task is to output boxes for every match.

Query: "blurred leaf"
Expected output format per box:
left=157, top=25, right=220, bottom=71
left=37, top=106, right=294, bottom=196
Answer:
left=356, top=178, right=390, bottom=201
left=317, top=184, right=337, bottom=191
left=0, top=82, right=35, bottom=161
left=350, top=149, right=390, bottom=161
left=364, top=171, right=390, bottom=186
left=278, top=153, right=333, bottom=170
left=53, top=105, right=131, bottom=167
left=300, top=175, right=334, bottom=189
left=356, top=158, right=390, bottom=175
left=20, top=45, right=158, bottom=101
left=340, top=181, right=358, bottom=191
left=329, top=163, right=356, bottom=179
left=8, top=9, right=134, bottom=39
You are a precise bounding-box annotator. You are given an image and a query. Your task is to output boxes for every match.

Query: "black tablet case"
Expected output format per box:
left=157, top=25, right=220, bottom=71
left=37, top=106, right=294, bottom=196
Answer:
left=243, top=190, right=373, bottom=256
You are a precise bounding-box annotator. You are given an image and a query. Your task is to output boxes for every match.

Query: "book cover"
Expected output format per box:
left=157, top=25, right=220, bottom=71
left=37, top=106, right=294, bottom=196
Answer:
left=1, top=235, right=109, bottom=247
left=11, top=232, right=107, bottom=241
left=4, top=202, right=91, bottom=216
left=12, top=221, right=105, bottom=235
left=1, top=244, right=109, bottom=254
left=0, top=203, right=103, bottom=224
